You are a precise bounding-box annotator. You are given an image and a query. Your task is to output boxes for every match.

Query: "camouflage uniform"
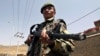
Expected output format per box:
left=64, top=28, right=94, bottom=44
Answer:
left=28, top=18, right=75, bottom=56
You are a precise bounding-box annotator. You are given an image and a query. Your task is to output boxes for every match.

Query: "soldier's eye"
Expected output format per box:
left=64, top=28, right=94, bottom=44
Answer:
left=45, top=6, right=53, bottom=10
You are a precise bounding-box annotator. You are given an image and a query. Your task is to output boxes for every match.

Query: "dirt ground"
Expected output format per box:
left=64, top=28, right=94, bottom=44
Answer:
left=70, top=35, right=100, bottom=56
left=0, top=44, right=28, bottom=56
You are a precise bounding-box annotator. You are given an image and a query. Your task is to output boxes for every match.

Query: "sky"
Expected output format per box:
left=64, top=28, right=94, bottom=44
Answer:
left=0, top=0, right=100, bottom=46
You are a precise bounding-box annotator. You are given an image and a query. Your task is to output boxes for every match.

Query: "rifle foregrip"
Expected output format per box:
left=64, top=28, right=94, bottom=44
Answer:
left=47, top=32, right=86, bottom=41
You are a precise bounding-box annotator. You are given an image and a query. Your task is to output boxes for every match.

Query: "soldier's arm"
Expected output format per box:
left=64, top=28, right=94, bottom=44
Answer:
left=48, top=21, right=68, bottom=48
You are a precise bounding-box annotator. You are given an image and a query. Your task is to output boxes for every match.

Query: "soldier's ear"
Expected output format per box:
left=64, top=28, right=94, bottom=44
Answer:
left=53, top=10, right=56, bottom=15
left=54, top=11, right=56, bottom=14
left=53, top=7, right=56, bottom=14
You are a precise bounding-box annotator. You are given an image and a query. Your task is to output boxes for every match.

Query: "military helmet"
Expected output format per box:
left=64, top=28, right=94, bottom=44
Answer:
left=41, top=3, right=55, bottom=13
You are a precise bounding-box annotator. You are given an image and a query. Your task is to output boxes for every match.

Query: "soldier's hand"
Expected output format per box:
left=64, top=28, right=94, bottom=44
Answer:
left=80, top=32, right=86, bottom=40
left=40, top=29, right=50, bottom=44
left=24, top=34, right=33, bottom=46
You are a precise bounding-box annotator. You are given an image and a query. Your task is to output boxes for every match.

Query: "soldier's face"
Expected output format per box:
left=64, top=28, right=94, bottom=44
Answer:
left=42, top=6, right=56, bottom=19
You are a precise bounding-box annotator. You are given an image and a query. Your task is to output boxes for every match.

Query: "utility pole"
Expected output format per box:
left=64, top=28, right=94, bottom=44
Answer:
left=14, top=32, right=24, bottom=56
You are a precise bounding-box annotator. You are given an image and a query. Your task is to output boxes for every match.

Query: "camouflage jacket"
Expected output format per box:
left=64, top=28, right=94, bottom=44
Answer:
left=29, top=19, right=75, bottom=56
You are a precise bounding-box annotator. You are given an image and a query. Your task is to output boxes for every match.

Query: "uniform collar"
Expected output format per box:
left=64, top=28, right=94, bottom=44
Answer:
left=45, top=17, right=54, bottom=23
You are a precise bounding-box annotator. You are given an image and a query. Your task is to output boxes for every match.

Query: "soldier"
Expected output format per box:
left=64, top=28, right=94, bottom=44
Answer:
left=25, top=3, right=75, bottom=56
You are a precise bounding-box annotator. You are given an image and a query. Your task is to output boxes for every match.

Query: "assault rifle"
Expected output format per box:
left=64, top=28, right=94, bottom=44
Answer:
left=32, top=31, right=86, bottom=41
left=28, top=31, right=86, bottom=56
left=27, top=23, right=86, bottom=56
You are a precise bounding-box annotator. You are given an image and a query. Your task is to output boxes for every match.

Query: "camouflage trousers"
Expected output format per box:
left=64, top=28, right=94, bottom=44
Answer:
left=41, top=39, right=74, bottom=56
left=44, top=50, right=70, bottom=56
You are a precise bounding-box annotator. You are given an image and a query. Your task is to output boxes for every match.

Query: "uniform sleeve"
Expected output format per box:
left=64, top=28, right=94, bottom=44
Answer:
left=52, top=22, right=75, bottom=52
left=59, top=22, right=69, bottom=34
